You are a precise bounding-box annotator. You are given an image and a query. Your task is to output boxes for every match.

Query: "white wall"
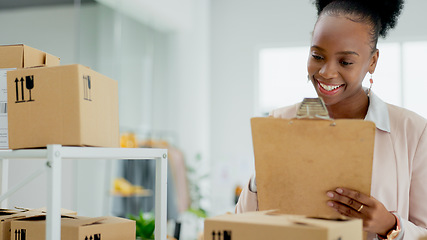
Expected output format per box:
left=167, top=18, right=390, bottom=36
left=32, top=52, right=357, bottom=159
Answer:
left=168, top=0, right=211, bottom=212
left=209, top=0, right=427, bottom=215
left=96, top=0, right=194, bottom=32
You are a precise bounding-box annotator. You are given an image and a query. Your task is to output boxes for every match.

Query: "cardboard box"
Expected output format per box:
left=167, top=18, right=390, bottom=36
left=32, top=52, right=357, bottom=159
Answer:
left=420, top=236, right=427, bottom=240
left=0, top=44, right=60, bottom=149
left=7, top=64, right=119, bottom=149
left=0, top=209, right=28, bottom=240
left=0, top=44, right=60, bottom=69
left=204, top=211, right=363, bottom=240
left=251, top=117, right=375, bottom=218
left=0, top=207, right=75, bottom=240
left=11, top=215, right=135, bottom=240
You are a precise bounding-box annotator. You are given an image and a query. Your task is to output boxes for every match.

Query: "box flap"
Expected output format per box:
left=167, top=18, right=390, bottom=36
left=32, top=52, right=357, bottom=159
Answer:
left=0, top=208, right=24, bottom=214
left=0, top=44, right=59, bottom=68
left=31, top=207, right=77, bottom=215
left=0, top=45, right=24, bottom=68
left=0, top=210, right=45, bottom=221
left=0, top=207, right=76, bottom=221
left=12, top=214, right=77, bottom=223
left=60, top=216, right=134, bottom=227
left=208, top=211, right=358, bottom=229
left=22, top=45, right=46, bottom=68
left=77, top=217, right=108, bottom=226
left=0, top=44, right=24, bottom=47
left=45, top=53, right=60, bottom=66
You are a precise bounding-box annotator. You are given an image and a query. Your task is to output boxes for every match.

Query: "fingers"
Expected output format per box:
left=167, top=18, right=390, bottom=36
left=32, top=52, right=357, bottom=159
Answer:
left=326, top=191, right=364, bottom=214
left=326, top=187, right=373, bottom=218
left=334, top=187, right=373, bottom=207
left=327, top=200, right=362, bottom=217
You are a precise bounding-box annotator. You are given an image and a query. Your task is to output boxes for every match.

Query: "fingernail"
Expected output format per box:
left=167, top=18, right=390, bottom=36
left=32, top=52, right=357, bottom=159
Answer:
left=327, top=201, right=334, bottom=207
left=336, top=188, right=343, bottom=194
left=326, top=192, right=334, bottom=198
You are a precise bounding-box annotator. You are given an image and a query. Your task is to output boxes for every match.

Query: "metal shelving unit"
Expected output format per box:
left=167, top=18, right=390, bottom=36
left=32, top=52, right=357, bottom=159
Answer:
left=0, top=144, right=168, bottom=240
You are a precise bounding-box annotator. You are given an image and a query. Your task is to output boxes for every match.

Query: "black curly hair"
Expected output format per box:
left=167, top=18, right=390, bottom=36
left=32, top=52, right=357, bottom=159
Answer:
left=313, top=0, right=404, bottom=51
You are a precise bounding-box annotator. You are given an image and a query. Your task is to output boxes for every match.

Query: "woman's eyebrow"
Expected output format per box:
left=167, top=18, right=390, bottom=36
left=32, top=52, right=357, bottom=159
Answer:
left=311, top=45, right=359, bottom=56
left=336, top=51, right=359, bottom=56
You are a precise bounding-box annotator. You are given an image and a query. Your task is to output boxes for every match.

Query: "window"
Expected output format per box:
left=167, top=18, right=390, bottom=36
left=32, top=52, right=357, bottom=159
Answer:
left=258, top=46, right=316, bottom=115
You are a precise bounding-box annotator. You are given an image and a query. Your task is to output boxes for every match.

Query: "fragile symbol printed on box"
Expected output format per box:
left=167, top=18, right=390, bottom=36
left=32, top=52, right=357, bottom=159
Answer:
left=211, top=230, right=231, bottom=240
left=85, top=233, right=101, bottom=240
left=14, top=229, right=26, bottom=240
left=14, top=75, right=35, bottom=103
left=83, top=75, right=92, bottom=101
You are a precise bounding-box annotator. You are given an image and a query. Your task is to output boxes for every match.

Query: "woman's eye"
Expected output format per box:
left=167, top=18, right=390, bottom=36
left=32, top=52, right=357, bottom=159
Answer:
left=312, top=54, right=323, bottom=60
left=340, top=61, right=353, bottom=66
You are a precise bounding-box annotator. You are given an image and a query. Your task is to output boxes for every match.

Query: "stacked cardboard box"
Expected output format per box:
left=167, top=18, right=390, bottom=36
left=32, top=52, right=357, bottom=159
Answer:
left=0, top=44, right=60, bottom=149
left=204, top=211, right=363, bottom=240
left=7, top=64, right=119, bottom=149
left=10, top=215, right=135, bottom=240
left=0, top=207, right=76, bottom=240
left=0, top=44, right=119, bottom=149
left=0, top=208, right=134, bottom=240
left=0, top=208, right=27, bottom=240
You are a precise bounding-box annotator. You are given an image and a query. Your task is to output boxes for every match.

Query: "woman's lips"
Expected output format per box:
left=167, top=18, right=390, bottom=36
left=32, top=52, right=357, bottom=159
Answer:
left=316, top=79, right=344, bottom=95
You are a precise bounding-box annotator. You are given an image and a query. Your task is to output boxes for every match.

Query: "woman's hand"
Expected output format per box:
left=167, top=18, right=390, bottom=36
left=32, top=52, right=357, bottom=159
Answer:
left=326, top=187, right=396, bottom=236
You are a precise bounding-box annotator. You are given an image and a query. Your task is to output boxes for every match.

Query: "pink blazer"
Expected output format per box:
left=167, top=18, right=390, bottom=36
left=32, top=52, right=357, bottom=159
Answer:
left=236, top=93, right=427, bottom=239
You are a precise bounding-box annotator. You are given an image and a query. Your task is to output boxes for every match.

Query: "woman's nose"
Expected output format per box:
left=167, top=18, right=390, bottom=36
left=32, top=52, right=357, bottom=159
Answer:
left=319, top=63, right=338, bottom=79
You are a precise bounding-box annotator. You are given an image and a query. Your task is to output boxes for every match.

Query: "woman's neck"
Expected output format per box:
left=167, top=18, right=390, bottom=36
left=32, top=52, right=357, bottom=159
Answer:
left=326, top=91, right=370, bottom=119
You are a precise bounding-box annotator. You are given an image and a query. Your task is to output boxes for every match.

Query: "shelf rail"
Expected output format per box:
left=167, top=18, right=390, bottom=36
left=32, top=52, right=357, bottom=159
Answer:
left=0, top=144, right=168, bottom=240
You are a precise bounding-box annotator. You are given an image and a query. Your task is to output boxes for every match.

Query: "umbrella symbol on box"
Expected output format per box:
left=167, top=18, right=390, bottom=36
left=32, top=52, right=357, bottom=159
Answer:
left=25, top=75, right=34, bottom=101
left=87, top=75, right=91, bottom=101
left=83, top=75, right=92, bottom=101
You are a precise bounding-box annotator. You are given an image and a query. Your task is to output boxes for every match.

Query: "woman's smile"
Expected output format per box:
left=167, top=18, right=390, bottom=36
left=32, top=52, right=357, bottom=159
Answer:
left=315, top=77, right=345, bottom=95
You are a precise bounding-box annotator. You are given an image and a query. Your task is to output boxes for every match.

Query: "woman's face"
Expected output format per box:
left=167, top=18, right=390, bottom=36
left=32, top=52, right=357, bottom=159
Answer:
left=307, top=14, right=378, bottom=107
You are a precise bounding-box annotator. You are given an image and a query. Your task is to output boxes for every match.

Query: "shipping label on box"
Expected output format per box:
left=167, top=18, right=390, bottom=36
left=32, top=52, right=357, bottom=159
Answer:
left=204, top=211, right=363, bottom=240
left=0, top=68, right=15, bottom=149
left=7, top=64, right=119, bottom=149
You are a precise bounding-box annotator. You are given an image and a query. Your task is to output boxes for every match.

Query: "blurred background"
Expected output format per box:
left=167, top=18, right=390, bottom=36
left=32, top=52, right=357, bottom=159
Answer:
left=0, top=0, right=426, bottom=239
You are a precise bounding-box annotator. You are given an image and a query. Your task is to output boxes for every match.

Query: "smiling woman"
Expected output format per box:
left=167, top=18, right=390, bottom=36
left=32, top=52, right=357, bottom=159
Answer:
left=308, top=13, right=377, bottom=119
left=238, top=0, right=427, bottom=239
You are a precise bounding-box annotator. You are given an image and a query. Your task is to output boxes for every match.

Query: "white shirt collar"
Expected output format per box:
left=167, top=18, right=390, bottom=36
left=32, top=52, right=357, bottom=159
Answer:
left=364, top=89, right=390, bottom=133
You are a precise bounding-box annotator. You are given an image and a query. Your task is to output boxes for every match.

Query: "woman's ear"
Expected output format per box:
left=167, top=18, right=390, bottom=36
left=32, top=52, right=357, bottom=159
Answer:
left=369, top=49, right=379, bottom=74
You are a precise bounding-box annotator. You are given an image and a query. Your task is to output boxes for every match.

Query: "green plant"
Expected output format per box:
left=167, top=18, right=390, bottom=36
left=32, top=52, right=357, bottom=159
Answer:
left=187, top=207, right=207, bottom=218
left=128, top=212, right=155, bottom=240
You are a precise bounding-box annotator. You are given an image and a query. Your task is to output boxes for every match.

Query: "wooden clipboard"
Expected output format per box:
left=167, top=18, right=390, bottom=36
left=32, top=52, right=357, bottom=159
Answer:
left=251, top=117, right=375, bottom=218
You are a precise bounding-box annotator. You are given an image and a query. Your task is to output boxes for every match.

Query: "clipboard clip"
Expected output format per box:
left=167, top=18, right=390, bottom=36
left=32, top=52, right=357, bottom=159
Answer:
left=295, top=98, right=332, bottom=121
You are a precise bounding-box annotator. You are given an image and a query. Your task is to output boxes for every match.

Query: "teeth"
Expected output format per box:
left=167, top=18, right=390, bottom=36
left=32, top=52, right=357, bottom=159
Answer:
left=319, top=82, right=341, bottom=91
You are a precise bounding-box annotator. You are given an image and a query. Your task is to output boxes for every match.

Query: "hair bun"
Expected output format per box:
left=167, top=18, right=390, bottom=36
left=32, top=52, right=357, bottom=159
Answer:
left=313, top=0, right=404, bottom=37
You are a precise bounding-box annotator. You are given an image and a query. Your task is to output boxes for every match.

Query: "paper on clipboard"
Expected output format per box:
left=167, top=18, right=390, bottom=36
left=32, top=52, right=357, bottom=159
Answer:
left=251, top=98, right=375, bottom=219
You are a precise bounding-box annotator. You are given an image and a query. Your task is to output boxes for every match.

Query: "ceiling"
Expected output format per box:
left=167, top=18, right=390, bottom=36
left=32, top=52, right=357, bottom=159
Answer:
left=0, top=0, right=95, bottom=9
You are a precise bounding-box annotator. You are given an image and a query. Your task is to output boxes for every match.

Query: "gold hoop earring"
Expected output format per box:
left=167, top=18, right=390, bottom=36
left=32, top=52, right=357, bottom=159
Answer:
left=368, top=74, right=373, bottom=97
